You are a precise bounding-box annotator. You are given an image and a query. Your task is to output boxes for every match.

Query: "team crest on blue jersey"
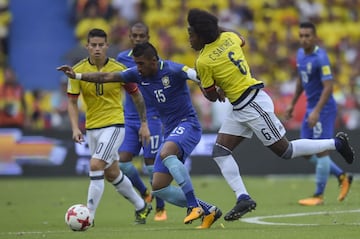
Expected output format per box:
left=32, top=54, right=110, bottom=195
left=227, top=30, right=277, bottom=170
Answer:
left=306, top=62, right=312, bottom=74
left=162, top=76, right=171, bottom=89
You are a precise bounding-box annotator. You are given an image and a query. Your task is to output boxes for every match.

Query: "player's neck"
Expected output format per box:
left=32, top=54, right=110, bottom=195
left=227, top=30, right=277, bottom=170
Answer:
left=89, top=57, right=108, bottom=70
left=304, top=45, right=316, bottom=55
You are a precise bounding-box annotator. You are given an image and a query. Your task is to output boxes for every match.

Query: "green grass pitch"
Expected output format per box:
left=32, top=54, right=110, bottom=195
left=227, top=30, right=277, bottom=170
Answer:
left=0, top=175, right=359, bottom=239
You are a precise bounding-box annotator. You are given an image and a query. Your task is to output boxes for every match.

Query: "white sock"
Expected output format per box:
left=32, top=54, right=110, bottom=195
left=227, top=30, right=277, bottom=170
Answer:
left=214, top=155, right=249, bottom=198
left=112, top=171, right=145, bottom=211
left=87, top=170, right=105, bottom=219
left=291, top=139, right=335, bottom=158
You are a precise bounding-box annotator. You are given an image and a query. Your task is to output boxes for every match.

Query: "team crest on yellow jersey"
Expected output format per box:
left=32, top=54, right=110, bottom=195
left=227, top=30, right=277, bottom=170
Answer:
left=162, top=76, right=171, bottom=89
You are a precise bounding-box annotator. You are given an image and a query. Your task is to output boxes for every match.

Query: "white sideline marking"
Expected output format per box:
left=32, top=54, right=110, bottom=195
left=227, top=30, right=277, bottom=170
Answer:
left=240, top=209, right=360, bottom=226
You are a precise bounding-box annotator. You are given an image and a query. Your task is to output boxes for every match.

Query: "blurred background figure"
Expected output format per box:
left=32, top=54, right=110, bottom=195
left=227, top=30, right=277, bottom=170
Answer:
left=0, top=0, right=11, bottom=61
left=74, top=0, right=111, bottom=45
left=296, top=0, right=323, bottom=23
left=111, top=0, right=142, bottom=24
left=27, top=89, right=51, bottom=130
left=50, top=76, right=71, bottom=130
left=0, top=66, right=27, bottom=128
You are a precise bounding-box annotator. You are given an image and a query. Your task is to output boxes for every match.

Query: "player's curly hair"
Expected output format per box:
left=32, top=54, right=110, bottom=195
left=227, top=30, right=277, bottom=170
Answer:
left=133, top=42, right=159, bottom=60
left=187, top=8, right=220, bottom=44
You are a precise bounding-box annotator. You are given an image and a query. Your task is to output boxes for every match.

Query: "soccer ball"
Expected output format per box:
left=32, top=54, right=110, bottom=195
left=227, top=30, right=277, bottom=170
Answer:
left=64, top=204, right=91, bottom=231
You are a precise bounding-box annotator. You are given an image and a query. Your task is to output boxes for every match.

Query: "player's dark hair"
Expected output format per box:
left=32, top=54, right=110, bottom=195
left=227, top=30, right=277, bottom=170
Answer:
left=133, top=42, right=159, bottom=60
left=130, top=22, right=149, bottom=35
left=87, top=28, right=107, bottom=42
left=300, top=22, right=317, bottom=35
left=187, top=8, right=220, bottom=44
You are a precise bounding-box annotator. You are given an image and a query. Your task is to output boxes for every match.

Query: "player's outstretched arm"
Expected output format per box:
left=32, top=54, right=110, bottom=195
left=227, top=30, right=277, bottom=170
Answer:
left=57, top=65, right=76, bottom=78
left=57, top=65, right=123, bottom=83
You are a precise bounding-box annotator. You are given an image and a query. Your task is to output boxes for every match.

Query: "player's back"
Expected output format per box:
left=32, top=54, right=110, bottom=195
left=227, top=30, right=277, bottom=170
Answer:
left=196, top=32, right=263, bottom=104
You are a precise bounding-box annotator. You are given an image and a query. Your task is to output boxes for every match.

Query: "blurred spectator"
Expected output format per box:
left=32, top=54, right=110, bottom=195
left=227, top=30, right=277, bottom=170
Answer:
left=75, top=0, right=111, bottom=45
left=111, top=0, right=142, bottom=24
left=107, top=16, right=130, bottom=55
left=296, top=0, right=323, bottom=23
left=0, top=0, right=11, bottom=59
left=0, top=67, right=28, bottom=128
left=50, top=76, right=70, bottom=130
left=69, top=0, right=114, bottom=24
left=338, top=68, right=360, bottom=130
left=230, top=0, right=254, bottom=30
left=210, top=3, right=240, bottom=31
left=27, top=89, right=51, bottom=130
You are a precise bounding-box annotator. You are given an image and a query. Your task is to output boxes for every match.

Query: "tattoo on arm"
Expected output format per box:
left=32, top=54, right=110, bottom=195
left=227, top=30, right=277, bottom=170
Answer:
left=132, top=91, right=147, bottom=122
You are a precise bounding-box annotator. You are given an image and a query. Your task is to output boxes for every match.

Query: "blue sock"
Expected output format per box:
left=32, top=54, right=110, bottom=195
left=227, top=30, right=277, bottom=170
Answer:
left=314, top=155, right=330, bottom=196
left=145, top=165, right=165, bottom=209
left=152, top=185, right=187, bottom=207
left=237, top=194, right=251, bottom=202
left=311, top=154, right=344, bottom=178
left=163, top=155, right=198, bottom=208
left=197, top=198, right=214, bottom=215
left=119, top=162, right=147, bottom=195
left=329, top=160, right=344, bottom=178
left=152, top=186, right=214, bottom=215
left=334, top=138, right=342, bottom=150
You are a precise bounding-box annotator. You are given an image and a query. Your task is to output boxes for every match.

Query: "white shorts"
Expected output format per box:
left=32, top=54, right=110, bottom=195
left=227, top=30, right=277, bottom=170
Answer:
left=219, top=90, right=286, bottom=146
left=86, top=126, right=125, bottom=168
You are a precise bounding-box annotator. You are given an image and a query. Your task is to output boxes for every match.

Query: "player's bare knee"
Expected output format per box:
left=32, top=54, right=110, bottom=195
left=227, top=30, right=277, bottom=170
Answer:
left=212, top=143, right=232, bottom=158
left=119, top=152, right=133, bottom=162
left=105, top=174, right=115, bottom=182
left=105, top=171, right=117, bottom=182
left=105, top=163, right=121, bottom=182
left=280, top=142, right=293, bottom=160
left=152, top=180, right=168, bottom=191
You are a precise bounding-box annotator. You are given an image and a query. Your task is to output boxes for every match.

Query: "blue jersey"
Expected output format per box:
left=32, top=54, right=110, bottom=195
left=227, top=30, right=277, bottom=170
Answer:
left=296, top=46, right=336, bottom=112
left=116, top=49, right=159, bottom=119
left=117, top=49, right=162, bottom=157
left=119, top=60, right=200, bottom=137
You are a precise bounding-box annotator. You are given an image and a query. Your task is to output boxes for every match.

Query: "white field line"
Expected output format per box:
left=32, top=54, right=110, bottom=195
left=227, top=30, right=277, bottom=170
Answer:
left=240, top=209, right=360, bottom=226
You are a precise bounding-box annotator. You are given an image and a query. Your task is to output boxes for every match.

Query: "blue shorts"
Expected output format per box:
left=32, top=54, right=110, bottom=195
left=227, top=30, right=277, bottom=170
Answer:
left=154, top=119, right=201, bottom=174
left=301, top=110, right=336, bottom=139
left=119, top=115, right=163, bottom=158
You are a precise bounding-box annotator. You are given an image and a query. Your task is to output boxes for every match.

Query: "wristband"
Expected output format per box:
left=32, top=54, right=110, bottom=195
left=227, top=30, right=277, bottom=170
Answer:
left=75, top=73, right=82, bottom=80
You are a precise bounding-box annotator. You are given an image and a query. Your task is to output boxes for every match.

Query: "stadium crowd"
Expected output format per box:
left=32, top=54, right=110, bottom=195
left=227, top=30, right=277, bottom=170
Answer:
left=0, top=0, right=359, bottom=131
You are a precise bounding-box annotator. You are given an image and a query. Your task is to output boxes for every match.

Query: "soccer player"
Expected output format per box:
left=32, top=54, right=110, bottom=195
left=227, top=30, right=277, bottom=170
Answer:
left=57, top=42, right=222, bottom=229
left=116, top=22, right=167, bottom=221
left=285, top=22, right=352, bottom=206
left=186, top=8, right=355, bottom=221
left=58, top=28, right=152, bottom=225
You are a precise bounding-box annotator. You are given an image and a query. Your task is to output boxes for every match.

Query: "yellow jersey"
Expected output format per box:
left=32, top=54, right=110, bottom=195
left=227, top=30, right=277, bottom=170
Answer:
left=68, top=58, right=128, bottom=129
left=195, top=32, right=263, bottom=105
